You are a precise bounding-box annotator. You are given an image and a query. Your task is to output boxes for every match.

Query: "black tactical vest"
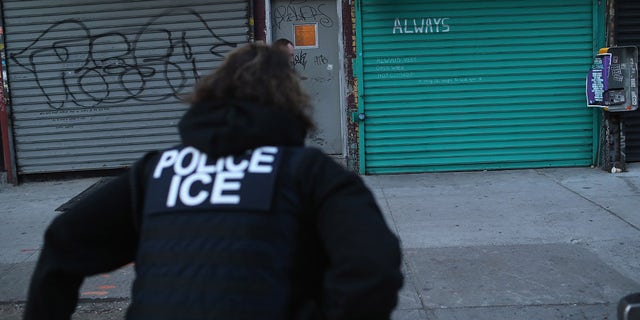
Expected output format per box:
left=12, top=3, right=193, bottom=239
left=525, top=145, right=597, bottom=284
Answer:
left=127, top=146, right=302, bottom=320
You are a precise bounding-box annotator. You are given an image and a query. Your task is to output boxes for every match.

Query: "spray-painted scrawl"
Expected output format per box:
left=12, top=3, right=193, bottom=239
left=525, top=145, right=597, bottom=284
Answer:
left=10, top=9, right=238, bottom=110
left=393, top=17, right=451, bottom=34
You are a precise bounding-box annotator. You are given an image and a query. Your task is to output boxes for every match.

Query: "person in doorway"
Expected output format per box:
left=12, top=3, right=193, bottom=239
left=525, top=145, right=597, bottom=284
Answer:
left=274, top=37, right=295, bottom=66
left=23, top=43, right=403, bottom=320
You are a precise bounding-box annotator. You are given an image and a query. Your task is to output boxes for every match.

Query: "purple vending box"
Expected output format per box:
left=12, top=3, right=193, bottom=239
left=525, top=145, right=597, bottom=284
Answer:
left=586, top=53, right=611, bottom=107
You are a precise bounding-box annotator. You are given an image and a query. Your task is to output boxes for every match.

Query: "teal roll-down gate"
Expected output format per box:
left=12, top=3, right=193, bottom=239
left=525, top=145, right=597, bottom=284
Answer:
left=356, top=0, right=602, bottom=174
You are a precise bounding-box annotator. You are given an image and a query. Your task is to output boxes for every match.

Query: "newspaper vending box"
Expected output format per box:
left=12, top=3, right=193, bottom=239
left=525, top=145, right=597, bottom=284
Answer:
left=586, top=46, right=638, bottom=112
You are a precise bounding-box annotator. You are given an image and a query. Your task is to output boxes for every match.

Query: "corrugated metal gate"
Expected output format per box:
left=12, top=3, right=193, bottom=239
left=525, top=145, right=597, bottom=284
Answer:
left=615, top=0, right=640, bottom=162
left=2, top=0, right=248, bottom=174
left=356, top=0, right=599, bottom=174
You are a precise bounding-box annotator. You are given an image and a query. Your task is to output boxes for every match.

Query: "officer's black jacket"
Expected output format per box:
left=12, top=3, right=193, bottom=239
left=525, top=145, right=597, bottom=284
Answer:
left=24, top=99, right=403, bottom=320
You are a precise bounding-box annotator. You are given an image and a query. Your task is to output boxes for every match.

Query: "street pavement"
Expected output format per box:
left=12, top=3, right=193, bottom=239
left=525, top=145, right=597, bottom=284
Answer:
left=1, top=163, right=640, bottom=320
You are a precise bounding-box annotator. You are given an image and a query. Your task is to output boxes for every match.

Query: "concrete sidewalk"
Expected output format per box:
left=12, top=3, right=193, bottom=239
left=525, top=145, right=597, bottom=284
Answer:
left=1, top=164, right=640, bottom=319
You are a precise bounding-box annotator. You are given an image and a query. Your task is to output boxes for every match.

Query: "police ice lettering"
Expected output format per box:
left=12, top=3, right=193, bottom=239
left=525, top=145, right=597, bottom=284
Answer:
left=153, top=146, right=278, bottom=207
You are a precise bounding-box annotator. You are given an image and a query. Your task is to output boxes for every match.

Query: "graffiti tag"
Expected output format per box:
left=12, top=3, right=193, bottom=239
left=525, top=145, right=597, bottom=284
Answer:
left=272, top=0, right=333, bottom=30
left=10, top=9, right=238, bottom=110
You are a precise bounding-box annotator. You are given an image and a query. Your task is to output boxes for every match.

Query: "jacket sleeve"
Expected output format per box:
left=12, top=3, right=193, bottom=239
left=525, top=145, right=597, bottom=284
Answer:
left=297, top=148, right=403, bottom=320
left=23, top=172, right=138, bottom=320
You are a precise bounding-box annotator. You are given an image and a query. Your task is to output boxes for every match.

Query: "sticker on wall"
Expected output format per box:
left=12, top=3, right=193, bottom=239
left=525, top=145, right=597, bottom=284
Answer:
left=294, top=23, right=318, bottom=49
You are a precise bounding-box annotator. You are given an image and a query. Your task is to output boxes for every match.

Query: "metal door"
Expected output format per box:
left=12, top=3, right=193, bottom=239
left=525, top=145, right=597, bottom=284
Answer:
left=615, top=0, right=640, bottom=162
left=2, top=0, right=248, bottom=174
left=271, top=0, right=344, bottom=155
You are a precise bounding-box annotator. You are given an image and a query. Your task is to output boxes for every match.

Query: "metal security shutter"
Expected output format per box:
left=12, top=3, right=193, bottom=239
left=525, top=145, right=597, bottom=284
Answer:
left=357, top=0, right=597, bottom=174
left=615, top=0, right=640, bottom=162
left=2, top=0, right=248, bottom=174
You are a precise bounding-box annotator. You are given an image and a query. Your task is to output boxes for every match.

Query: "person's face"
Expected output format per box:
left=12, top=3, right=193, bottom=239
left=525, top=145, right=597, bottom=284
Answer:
left=285, top=43, right=294, bottom=66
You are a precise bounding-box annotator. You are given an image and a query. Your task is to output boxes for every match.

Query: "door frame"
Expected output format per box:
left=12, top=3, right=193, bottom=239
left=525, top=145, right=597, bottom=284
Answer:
left=264, top=0, right=348, bottom=158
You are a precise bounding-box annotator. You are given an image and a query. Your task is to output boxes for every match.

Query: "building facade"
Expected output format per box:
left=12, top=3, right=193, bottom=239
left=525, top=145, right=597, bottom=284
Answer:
left=2, top=0, right=633, bottom=182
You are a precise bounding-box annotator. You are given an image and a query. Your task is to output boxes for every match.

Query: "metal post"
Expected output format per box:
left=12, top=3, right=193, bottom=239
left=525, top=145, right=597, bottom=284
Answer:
left=0, top=18, right=17, bottom=184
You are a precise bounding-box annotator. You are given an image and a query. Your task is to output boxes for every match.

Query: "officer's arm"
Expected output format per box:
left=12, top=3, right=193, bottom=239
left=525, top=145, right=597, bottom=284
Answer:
left=301, top=149, right=403, bottom=320
left=23, top=172, right=137, bottom=320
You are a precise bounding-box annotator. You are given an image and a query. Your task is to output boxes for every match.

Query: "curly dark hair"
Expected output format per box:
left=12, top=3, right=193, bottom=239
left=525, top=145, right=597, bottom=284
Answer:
left=274, top=38, right=294, bottom=48
left=188, top=43, right=314, bottom=131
